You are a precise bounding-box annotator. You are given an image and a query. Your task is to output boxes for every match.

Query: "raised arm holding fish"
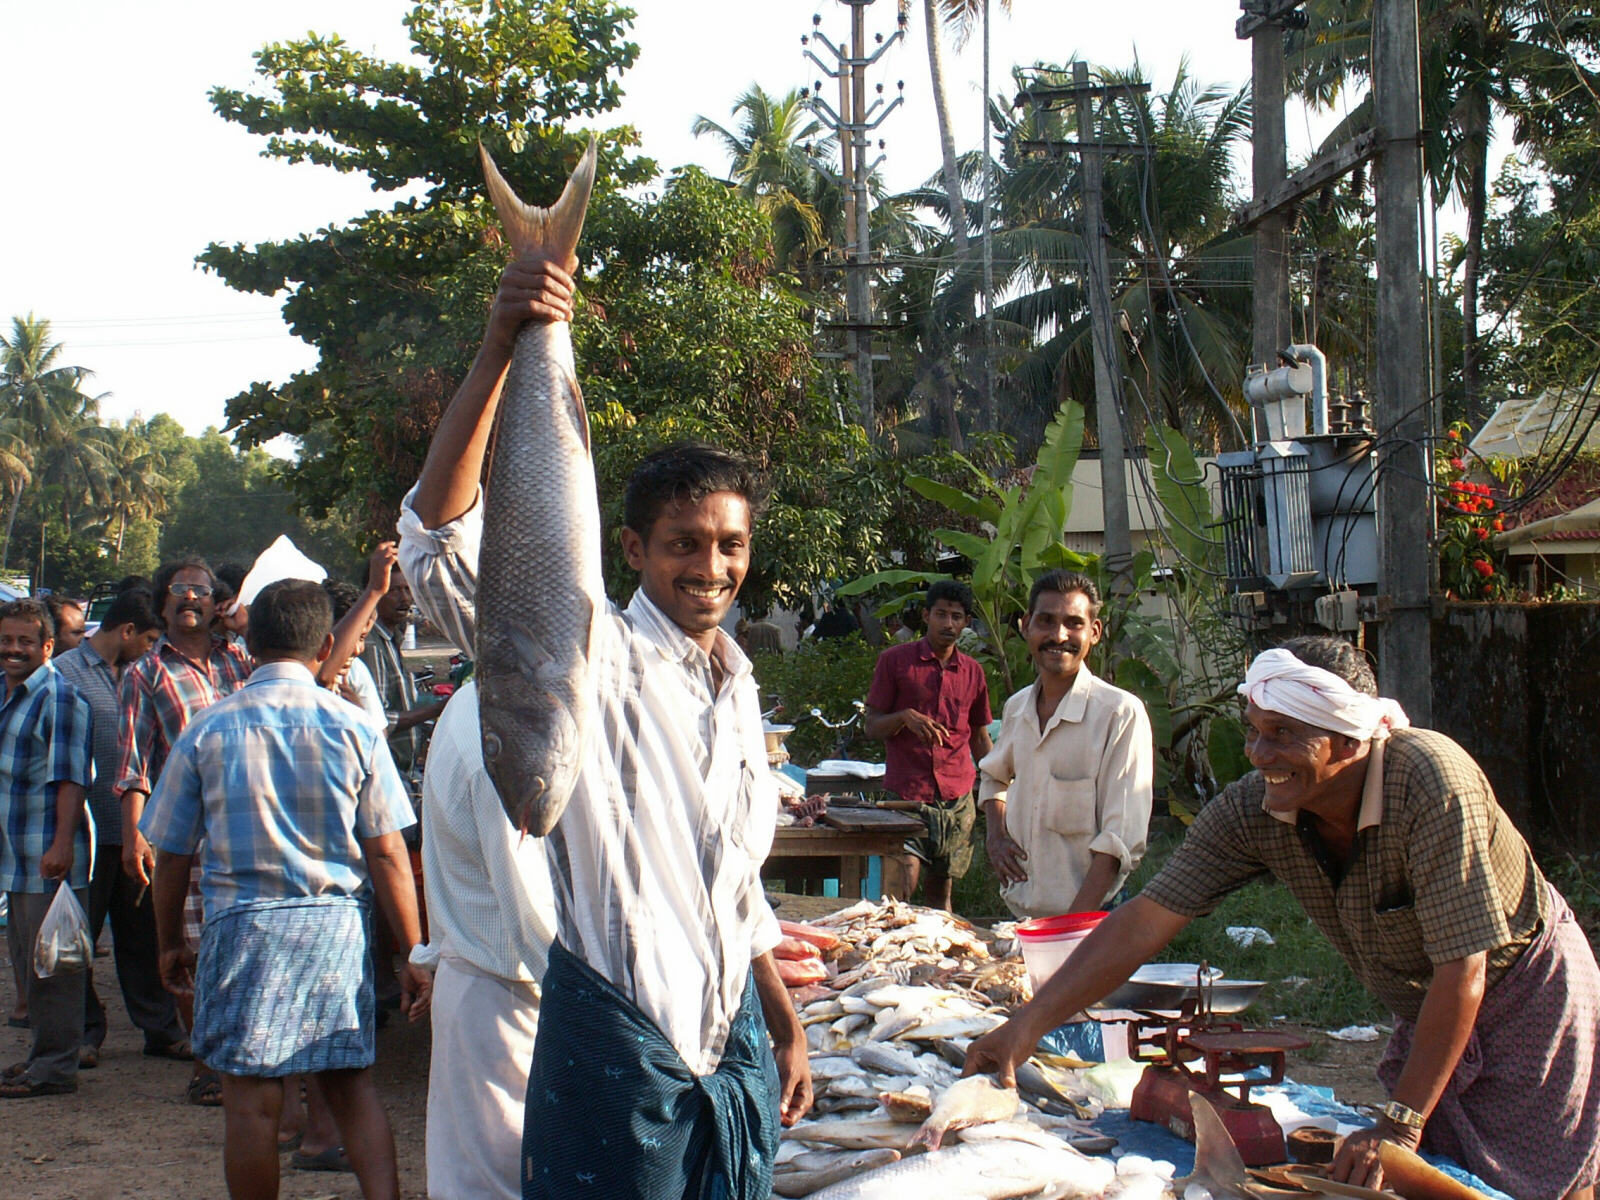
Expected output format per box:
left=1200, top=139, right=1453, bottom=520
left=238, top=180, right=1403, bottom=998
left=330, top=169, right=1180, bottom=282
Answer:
left=396, top=138, right=809, bottom=1200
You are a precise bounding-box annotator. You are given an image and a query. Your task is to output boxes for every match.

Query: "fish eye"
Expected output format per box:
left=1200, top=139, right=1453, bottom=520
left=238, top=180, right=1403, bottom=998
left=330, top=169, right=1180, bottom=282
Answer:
left=483, top=731, right=502, bottom=761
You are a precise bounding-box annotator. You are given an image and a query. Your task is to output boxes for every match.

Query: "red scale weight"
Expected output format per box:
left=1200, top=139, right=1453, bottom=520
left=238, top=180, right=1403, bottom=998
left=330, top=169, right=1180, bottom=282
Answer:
left=1126, top=973, right=1309, bottom=1166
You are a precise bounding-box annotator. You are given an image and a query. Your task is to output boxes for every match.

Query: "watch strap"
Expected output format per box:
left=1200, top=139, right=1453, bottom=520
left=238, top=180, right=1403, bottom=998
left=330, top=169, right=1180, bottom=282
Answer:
left=1381, top=1100, right=1427, bottom=1129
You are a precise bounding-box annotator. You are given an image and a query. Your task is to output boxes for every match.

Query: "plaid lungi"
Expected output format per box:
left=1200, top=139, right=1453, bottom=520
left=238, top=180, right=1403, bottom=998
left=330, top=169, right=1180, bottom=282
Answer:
left=192, top=894, right=374, bottom=1077
left=1379, top=883, right=1600, bottom=1199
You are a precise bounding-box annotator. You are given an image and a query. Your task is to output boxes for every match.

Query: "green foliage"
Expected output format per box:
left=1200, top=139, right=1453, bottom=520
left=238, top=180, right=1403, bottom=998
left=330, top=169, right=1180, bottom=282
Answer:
left=748, top=635, right=883, bottom=764
left=1127, top=827, right=1385, bottom=1028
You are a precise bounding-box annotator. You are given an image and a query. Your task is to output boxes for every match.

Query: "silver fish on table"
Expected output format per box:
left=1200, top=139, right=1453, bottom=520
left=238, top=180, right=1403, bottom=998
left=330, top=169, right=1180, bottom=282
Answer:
left=909, top=1074, right=1020, bottom=1151
left=475, top=137, right=602, bottom=836
left=801, top=1139, right=1116, bottom=1200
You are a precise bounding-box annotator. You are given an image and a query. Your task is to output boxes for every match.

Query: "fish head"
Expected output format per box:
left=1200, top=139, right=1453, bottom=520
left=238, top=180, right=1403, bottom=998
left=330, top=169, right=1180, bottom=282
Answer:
left=479, top=654, right=588, bottom=837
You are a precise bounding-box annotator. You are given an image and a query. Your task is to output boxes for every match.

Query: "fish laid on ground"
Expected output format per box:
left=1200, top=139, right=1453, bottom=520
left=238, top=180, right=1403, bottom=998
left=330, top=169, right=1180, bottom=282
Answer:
left=782, top=1116, right=917, bottom=1151
left=772, top=1148, right=903, bottom=1197
left=801, top=1139, right=1116, bottom=1200
left=475, top=137, right=601, bottom=836
left=909, top=1075, right=1020, bottom=1151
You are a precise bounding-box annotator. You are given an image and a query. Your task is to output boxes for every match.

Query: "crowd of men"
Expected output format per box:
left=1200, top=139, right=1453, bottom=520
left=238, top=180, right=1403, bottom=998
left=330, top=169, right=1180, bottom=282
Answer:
left=2, top=239, right=1596, bottom=1200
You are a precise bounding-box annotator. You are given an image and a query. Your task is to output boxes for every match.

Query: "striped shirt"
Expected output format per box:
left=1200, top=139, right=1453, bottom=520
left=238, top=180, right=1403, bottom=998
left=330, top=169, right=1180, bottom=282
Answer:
left=139, top=661, right=416, bottom=920
left=398, top=485, right=783, bottom=1075
left=418, top=678, right=556, bottom=983
left=360, top=621, right=420, bottom=775
left=116, top=636, right=252, bottom=800
left=53, top=641, right=126, bottom=842
left=0, top=662, right=95, bottom=893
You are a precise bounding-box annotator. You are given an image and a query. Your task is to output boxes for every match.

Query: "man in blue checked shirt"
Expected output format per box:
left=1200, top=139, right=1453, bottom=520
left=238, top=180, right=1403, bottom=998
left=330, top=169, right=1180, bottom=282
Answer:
left=141, top=579, right=432, bottom=1200
left=0, top=597, right=95, bottom=1099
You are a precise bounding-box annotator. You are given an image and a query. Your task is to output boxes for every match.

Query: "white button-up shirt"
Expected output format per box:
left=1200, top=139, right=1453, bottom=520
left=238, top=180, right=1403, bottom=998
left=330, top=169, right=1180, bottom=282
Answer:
left=398, top=486, right=782, bottom=1074
left=978, top=665, right=1154, bottom=919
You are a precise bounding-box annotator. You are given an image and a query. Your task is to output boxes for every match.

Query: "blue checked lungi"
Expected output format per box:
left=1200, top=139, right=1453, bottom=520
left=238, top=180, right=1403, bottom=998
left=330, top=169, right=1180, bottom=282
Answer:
left=192, top=894, right=375, bottom=1077
left=521, top=942, right=779, bottom=1200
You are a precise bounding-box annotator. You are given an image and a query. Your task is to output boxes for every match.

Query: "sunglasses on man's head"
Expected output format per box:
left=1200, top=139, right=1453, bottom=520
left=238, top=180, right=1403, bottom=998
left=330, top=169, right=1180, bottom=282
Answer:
left=168, top=583, right=213, bottom=599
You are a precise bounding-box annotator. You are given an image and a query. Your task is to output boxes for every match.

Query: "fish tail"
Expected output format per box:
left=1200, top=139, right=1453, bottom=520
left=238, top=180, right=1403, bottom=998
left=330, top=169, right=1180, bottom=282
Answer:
left=479, top=135, right=598, bottom=268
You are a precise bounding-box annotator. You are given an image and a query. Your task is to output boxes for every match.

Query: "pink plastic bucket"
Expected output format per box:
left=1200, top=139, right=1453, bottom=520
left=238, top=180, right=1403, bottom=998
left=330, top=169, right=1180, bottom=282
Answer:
left=1015, top=911, right=1108, bottom=993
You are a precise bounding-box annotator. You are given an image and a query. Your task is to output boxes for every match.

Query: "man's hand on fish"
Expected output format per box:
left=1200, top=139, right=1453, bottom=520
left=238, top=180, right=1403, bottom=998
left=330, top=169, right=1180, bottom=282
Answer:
left=961, top=1018, right=1035, bottom=1089
left=485, top=255, right=576, bottom=353
left=773, top=1033, right=814, bottom=1127
left=1331, top=1123, right=1419, bottom=1192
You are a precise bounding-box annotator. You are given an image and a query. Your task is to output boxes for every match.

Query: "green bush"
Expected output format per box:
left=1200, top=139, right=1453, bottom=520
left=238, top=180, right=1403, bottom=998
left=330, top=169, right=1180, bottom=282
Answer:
left=750, top=634, right=883, bottom=765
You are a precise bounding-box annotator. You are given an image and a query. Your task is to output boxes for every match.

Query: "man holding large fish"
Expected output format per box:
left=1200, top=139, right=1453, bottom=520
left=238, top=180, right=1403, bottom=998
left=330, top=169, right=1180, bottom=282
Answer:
left=967, top=635, right=1600, bottom=1200
left=396, top=139, right=810, bottom=1200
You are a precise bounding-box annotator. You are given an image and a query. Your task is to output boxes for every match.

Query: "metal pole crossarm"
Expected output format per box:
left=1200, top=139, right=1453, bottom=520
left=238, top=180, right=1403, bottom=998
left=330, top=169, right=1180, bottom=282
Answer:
left=802, top=49, right=847, bottom=80
left=860, top=96, right=904, bottom=130
left=1014, top=80, right=1151, bottom=109
left=804, top=94, right=846, bottom=126
left=1233, top=129, right=1380, bottom=228
left=1236, top=0, right=1309, bottom=39
left=803, top=27, right=903, bottom=68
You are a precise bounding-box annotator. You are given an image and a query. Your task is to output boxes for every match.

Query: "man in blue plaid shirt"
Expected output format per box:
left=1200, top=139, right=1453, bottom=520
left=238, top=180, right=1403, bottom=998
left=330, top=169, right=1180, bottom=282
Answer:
left=0, top=597, right=94, bottom=1099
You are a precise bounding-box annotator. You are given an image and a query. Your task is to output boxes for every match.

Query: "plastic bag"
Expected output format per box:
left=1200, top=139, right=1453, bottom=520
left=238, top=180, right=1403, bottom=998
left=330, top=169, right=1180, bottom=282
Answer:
left=34, top=884, right=93, bottom=978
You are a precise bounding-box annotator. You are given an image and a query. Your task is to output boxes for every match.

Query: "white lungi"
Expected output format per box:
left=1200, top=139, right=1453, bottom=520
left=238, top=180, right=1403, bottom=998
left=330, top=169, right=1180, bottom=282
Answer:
left=426, top=956, right=540, bottom=1200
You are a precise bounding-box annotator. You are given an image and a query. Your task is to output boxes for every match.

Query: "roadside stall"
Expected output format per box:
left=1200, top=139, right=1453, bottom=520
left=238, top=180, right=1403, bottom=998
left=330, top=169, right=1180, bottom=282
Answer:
left=764, top=898, right=1510, bottom=1200
left=762, top=723, right=927, bottom=901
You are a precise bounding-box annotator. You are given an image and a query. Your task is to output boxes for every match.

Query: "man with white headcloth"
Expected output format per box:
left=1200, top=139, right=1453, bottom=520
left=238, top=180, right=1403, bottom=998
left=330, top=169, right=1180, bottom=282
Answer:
left=966, top=635, right=1599, bottom=1200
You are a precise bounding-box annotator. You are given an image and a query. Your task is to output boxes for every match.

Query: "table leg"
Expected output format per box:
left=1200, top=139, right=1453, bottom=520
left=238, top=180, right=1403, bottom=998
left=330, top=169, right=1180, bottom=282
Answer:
left=838, top=856, right=864, bottom=899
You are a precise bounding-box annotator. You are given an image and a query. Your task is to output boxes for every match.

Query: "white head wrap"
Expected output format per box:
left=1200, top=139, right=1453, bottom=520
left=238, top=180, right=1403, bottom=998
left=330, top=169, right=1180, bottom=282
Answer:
left=1238, top=647, right=1410, bottom=742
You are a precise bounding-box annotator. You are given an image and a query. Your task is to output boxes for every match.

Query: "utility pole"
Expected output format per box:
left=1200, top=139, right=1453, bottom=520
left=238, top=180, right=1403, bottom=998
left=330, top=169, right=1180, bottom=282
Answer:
left=1072, top=62, right=1133, bottom=589
left=1373, top=0, right=1433, bottom=723
left=803, top=2, right=905, bottom=436
left=1013, top=65, right=1150, bottom=591
left=1244, top=2, right=1294, bottom=438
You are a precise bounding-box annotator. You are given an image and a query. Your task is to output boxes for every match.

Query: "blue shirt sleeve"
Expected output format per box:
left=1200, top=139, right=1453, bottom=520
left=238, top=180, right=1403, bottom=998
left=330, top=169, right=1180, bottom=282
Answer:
left=353, top=730, right=417, bottom=839
left=47, top=685, right=95, bottom=789
left=139, top=730, right=206, bottom=855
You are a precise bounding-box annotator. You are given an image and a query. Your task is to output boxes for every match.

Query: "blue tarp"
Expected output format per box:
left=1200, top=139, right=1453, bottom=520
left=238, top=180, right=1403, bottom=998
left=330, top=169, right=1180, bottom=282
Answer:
left=1094, top=1081, right=1511, bottom=1200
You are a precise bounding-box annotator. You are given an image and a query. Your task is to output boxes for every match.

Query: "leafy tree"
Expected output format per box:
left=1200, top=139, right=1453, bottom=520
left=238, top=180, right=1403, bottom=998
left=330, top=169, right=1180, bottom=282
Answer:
left=199, top=0, right=646, bottom=531
left=1289, top=0, right=1600, bottom=424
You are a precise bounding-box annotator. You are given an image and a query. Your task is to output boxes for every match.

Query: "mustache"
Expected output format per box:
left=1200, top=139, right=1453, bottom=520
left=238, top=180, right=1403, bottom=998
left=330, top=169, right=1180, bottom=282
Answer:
left=1039, top=641, right=1078, bottom=653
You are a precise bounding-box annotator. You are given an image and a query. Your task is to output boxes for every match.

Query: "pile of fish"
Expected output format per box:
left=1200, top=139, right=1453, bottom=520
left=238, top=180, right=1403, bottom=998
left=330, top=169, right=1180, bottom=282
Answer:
left=773, top=900, right=1175, bottom=1200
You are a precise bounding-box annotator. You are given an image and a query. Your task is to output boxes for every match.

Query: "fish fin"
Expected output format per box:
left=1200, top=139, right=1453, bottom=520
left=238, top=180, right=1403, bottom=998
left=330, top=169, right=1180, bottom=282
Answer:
left=1180, top=1093, right=1254, bottom=1196
left=479, top=135, right=598, bottom=269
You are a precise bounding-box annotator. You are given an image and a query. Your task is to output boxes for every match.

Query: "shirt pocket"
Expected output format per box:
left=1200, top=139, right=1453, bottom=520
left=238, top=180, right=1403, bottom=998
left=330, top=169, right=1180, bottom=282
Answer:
left=1042, top=775, right=1098, bottom=838
left=1369, top=902, right=1430, bottom=973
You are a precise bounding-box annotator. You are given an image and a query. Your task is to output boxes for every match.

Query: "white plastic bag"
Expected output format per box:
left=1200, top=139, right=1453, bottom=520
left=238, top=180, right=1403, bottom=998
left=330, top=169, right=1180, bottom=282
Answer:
left=34, top=884, right=93, bottom=978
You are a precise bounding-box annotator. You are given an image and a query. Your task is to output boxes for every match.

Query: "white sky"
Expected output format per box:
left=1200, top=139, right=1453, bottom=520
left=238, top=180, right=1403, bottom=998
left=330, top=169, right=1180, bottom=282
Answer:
left=2, top=1, right=1345, bottom=445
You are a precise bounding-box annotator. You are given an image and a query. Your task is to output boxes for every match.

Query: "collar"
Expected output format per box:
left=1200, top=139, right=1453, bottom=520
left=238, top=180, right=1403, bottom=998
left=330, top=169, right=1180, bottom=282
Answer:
left=245, top=660, right=316, bottom=687
left=157, top=633, right=230, bottom=665
left=626, top=588, right=750, bottom=683
left=7, top=660, right=55, bottom=699
left=1034, top=662, right=1095, bottom=732
left=1263, top=739, right=1385, bottom=829
left=78, top=637, right=119, bottom=672
left=915, top=636, right=963, bottom=669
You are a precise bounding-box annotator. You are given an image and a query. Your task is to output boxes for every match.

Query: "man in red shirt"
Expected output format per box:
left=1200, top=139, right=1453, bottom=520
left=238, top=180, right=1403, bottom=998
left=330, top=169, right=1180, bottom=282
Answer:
left=864, top=580, right=992, bottom=910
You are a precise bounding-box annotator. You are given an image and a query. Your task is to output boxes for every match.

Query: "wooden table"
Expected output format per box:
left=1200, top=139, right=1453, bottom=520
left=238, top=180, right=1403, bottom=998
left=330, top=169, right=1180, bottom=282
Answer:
left=763, top=807, right=925, bottom=899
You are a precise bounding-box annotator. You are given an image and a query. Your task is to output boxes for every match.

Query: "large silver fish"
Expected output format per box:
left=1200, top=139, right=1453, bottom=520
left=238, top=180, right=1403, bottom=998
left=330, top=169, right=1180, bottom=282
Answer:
left=475, top=137, right=602, bottom=836
left=801, top=1139, right=1114, bottom=1200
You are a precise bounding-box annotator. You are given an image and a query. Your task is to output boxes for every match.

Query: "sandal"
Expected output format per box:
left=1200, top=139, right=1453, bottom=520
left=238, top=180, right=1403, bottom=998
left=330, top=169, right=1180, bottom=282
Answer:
left=185, top=1072, right=224, bottom=1107
left=291, top=1146, right=353, bottom=1172
left=277, top=1131, right=303, bottom=1154
left=0, top=1076, right=77, bottom=1098
left=143, top=1038, right=194, bottom=1062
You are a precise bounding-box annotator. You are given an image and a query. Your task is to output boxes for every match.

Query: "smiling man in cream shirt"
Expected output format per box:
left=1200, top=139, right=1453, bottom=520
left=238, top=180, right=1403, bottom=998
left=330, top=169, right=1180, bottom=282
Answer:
left=978, top=571, right=1153, bottom=918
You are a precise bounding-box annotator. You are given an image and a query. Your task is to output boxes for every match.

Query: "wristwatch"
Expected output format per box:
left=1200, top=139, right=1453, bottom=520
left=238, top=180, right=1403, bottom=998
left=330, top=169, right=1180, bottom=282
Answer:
left=1381, top=1100, right=1427, bottom=1130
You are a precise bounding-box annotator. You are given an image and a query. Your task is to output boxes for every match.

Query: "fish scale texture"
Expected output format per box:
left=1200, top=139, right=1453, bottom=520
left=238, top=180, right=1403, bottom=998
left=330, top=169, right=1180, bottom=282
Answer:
left=476, top=318, right=604, bottom=831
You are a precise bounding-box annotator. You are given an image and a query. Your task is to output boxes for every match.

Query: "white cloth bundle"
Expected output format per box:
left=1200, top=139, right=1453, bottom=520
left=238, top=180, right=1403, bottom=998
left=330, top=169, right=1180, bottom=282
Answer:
left=1238, top=647, right=1410, bottom=742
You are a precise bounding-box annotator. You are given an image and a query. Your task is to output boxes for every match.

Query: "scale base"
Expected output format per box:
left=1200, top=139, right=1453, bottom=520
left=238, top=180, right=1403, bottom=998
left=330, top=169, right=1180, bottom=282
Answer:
left=1130, top=1066, right=1288, bottom=1166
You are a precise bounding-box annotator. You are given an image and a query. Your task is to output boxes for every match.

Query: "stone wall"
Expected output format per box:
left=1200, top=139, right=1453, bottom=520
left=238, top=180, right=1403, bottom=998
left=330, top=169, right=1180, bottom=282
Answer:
left=1431, top=602, right=1600, bottom=853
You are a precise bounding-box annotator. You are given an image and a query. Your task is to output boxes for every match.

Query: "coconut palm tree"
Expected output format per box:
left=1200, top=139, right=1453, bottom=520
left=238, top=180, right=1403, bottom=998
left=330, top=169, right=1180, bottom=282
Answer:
left=692, top=85, right=842, bottom=286
left=0, top=314, right=109, bottom=568
left=1287, top=0, right=1600, bottom=421
left=96, top=421, right=170, bottom=566
left=963, top=62, right=1254, bottom=450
